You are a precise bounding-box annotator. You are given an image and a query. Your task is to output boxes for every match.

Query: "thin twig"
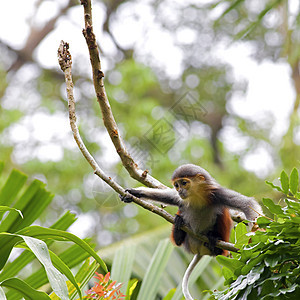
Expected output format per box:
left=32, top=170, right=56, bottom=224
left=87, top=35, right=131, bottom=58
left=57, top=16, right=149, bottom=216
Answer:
left=57, top=40, right=239, bottom=254
left=58, top=41, right=118, bottom=192
left=58, top=41, right=163, bottom=208
left=78, top=1, right=239, bottom=253
left=80, top=0, right=164, bottom=189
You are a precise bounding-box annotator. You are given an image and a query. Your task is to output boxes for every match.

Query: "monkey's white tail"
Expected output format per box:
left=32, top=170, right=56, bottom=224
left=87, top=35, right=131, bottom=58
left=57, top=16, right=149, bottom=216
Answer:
left=182, top=254, right=201, bottom=300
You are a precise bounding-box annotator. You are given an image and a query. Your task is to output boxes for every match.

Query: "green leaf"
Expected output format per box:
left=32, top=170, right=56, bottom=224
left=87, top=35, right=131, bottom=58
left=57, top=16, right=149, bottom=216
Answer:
left=257, top=216, right=271, bottom=227
left=264, top=254, right=279, bottom=268
left=0, top=286, right=6, bottom=300
left=289, top=168, right=299, bottom=196
left=0, top=212, right=77, bottom=282
left=0, top=233, right=23, bottom=270
left=70, top=259, right=99, bottom=300
left=235, top=223, right=248, bottom=239
left=234, top=222, right=249, bottom=247
left=241, top=255, right=265, bottom=275
left=0, top=162, right=4, bottom=176
left=285, top=199, right=300, bottom=211
left=137, top=239, right=173, bottom=300
left=125, top=278, right=139, bottom=300
left=6, top=239, right=95, bottom=300
left=260, top=279, right=275, bottom=297
left=162, top=288, right=176, bottom=300
left=0, top=169, right=27, bottom=218
left=111, top=244, right=136, bottom=295
left=18, top=226, right=107, bottom=273
left=50, top=211, right=77, bottom=231
left=19, top=236, right=69, bottom=300
left=0, top=230, right=99, bottom=300
left=265, top=181, right=282, bottom=192
left=49, top=249, right=82, bottom=299
left=0, top=278, right=51, bottom=300
left=222, top=267, right=235, bottom=282
left=216, top=256, right=244, bottom=273
left=280, top=170, right=289, bottom=194
left=10, top=181, right=53, bottom=232
left=0, top=180, right=53, bottom=233
left=262, top=198, right=284, bottom=215
left=0, top=206, right=23, bottom=218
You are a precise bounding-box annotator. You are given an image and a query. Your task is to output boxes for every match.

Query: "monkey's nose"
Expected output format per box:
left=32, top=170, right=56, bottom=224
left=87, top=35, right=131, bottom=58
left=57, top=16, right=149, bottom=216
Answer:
left=179, top=190, right=187, bottom=199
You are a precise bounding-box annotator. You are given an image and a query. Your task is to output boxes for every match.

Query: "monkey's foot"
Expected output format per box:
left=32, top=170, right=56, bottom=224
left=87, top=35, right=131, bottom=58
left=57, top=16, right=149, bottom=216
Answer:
left=205, top=234, right=222, bottom=256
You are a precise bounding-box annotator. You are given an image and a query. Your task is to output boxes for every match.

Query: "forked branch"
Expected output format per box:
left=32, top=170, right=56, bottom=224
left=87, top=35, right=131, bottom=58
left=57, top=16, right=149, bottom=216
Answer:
left=57, top=0, right=239, bottom=254
left=57, top=39, right=239, bottom=254
left=80, top=0, right=165, bottom=189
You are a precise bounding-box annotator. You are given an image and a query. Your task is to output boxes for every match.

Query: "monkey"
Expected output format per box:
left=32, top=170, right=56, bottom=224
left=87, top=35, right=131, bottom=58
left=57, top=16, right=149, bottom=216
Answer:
left=120, top=164, right=262, bottom=300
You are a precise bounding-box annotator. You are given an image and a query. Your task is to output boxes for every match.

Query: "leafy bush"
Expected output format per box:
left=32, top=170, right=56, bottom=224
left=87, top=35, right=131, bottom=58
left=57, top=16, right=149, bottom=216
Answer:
left=0, top=162, right=107, bottom=299
left=212, top=168, right=300, bottom=299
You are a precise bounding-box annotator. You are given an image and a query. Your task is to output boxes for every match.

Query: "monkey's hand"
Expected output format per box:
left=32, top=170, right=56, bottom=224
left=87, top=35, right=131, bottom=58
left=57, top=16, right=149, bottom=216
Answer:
left=119, top=189, right=133, bottom=203
left=119, top=188, right=142, bottom=203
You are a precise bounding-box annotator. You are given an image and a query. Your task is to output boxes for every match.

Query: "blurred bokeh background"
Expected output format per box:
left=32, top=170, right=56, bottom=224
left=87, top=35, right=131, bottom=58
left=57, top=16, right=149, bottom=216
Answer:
left=0, top=0, right=299, bottom=247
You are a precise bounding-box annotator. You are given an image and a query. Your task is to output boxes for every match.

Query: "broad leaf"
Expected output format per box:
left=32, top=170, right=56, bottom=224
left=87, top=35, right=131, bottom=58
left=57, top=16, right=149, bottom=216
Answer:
left=289, top=168, right=299, bottom=196
left=18, top=226, right=107, bottom=273
left=0, top=287, right=6, bottom=300
left=280, top=170, right=289, bottom=195
left=0, top=211, right=77, bottom=281
left=0, top=206, right=23, bottom=218
left=0, top=278, right=51, bottom=300
left=111, top=245, right=136, bottom=295
left=0, top=169, right=27, bottom=209
left=262, top=198, right=284, bottom=215
left=137, top=239, right=173, bottom=300
left=48, top=249, right=82, bottom=299
left=265, top=181, right=282, bottom=192
left=70, top=259, right=99, bottom=300
left=22, top=236, right=69, bottom=300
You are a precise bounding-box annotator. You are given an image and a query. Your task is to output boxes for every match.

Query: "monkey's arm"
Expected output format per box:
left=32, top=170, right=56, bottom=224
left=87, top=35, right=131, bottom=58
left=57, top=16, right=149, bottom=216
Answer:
left=122, top=187, right=183, bottom=206
left=212, top=188, right=262, bottom=223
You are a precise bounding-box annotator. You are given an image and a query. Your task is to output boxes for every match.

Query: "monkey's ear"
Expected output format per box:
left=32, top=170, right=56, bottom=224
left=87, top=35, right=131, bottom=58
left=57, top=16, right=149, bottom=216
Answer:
left=196, top=174, right=206, bottom=181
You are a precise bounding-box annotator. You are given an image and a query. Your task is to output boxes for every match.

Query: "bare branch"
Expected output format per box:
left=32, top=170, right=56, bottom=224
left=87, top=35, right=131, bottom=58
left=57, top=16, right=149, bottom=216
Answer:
left=80, top=0, right=165, bottom=189
left=57, top=40, right=239, bottom=254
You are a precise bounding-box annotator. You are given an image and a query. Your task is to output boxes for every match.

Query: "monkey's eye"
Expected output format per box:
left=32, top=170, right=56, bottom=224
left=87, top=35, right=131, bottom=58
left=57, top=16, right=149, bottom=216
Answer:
left=181, top=180, right=188, bottom=186
left=174, top=182, right=179, bottom=189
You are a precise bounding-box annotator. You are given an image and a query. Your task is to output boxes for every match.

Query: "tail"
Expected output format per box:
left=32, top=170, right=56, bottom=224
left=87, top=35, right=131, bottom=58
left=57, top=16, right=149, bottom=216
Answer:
left=182, top=254, right=201, bottom=300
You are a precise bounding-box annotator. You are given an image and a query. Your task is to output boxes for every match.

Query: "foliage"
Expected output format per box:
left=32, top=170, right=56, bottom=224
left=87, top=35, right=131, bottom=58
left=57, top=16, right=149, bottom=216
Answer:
left=0, top=163, right=107, bottom=299
left=1, top=1, right=300, bottom=298
left=212, top=168, right=300, bottom=299
left=98, top=227, right=224, bottom=300
left=1, top=0, right=293, bottom=244
left=99, top=238, right=176, bottom=300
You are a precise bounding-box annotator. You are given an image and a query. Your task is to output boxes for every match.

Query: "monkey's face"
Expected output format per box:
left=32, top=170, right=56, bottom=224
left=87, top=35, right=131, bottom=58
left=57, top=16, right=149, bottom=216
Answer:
left=173, top=178, right=191, bottom=199
left=173, top=174, right=209, bottom=206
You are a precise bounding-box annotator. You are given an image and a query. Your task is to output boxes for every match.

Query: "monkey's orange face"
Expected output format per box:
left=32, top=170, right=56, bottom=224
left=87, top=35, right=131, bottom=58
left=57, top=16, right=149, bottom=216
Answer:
left=173, top=174, right=209, bottom=206
left=173, top=178, right=191, bottom=199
